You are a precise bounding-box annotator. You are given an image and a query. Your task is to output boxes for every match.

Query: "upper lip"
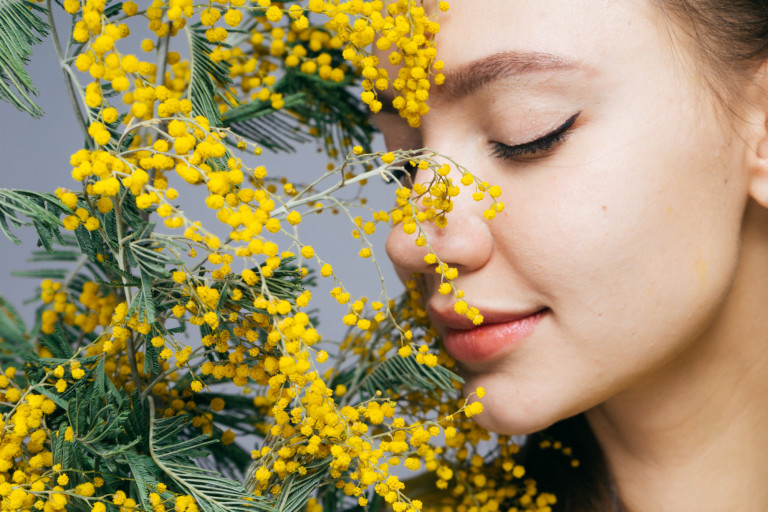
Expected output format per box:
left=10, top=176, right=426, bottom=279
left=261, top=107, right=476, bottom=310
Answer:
left=427, top=303, right=547, bottom=331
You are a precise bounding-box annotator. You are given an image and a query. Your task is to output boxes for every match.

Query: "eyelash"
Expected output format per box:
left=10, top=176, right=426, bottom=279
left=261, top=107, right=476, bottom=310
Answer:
left=385, top=112, right=581, bottom=184
left=490, top=112, right=580, bottom=161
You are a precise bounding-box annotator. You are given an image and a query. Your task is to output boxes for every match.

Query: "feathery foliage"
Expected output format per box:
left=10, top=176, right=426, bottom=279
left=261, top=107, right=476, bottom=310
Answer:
left=187, top=23, right=234, bottom=127
left=359, top=352, right=460, bottom=398
left=0, top=2, right=540, bottom=512
left=0, top=188, right=66, bottom=249
left=0, top=0, right=49, bottom=117
left=222, top=70, right=375, bottom=155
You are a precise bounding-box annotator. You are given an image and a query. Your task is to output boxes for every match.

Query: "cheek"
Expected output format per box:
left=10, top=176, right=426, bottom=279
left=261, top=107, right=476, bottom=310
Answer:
left=566, top=204, right=710, bottom=308
left=466, top=145, right=747, bottom=436
left=500, top=131, right=746, bottom=350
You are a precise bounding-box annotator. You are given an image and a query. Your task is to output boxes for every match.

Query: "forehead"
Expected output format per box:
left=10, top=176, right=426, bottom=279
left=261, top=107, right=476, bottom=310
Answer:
left=427, top=0, right=663, bottom=74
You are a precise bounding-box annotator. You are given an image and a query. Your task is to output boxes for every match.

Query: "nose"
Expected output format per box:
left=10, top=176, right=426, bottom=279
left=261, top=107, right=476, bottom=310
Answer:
left=385, top=164, right=495, bottom=281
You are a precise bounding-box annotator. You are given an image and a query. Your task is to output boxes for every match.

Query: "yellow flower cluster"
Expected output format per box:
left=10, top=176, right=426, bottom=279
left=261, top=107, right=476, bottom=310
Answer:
left=55, top=188, right=101, bottom=231
left=342, top=288, right=561, bottom=512
left=0, top=369, right=66, bottom=512
left=39, top=280, right=117, bottom=335
left=247, top=376, right=487, bottom=512
left=423, top=422, right=561, bottom=512
left=0, top=1, right=576, bottom=511
left=317, top=0, right=446, bottom=126
left=226, top=10, right=348, bottom=109
left=381, top=152, right=504, bottom=325
left=58, top=0, right=467, bottom=362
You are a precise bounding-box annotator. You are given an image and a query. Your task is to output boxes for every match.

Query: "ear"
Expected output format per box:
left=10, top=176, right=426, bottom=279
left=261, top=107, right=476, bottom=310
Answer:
left=747, top=61, right=768, bottom=208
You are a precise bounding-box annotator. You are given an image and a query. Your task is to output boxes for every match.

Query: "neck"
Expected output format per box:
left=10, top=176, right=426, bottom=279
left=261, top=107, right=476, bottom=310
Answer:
left=586, top=200, right=768, bottom=512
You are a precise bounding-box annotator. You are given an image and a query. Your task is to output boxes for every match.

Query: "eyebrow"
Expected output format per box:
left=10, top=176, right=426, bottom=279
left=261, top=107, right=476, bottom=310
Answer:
left=374, top=51, right=584, bottom=115
left=438, top=51, right=584, bottom=102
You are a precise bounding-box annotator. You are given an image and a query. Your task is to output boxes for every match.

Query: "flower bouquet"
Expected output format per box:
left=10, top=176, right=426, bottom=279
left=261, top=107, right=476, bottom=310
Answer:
left=0, top=1, right=561, bottom=511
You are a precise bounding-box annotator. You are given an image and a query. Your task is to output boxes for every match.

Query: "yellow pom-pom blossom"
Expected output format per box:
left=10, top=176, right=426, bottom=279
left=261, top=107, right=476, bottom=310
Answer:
left=0, top=3, right=536, bottom=512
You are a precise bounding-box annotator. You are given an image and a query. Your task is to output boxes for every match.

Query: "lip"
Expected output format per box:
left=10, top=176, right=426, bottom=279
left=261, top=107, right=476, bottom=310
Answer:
left=430, top=306, right=548, bottom=363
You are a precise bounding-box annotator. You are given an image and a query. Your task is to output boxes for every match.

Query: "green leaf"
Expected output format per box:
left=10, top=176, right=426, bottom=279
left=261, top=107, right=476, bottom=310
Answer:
left=38, top=324, right=75, bottom=359
left=103, top=209, right=119, bottom=252
left=103, top=1, right=125, bottom=19
left=51, top=423, right=76, bottom=472
left=11, top=268, right=69, bottom=279
left=131, top=238, right=182, bottom=277
left=273, top=458, right=331, bottom=512
left=0, top=0, right=49, bottom=117
left=74, top=224, right=103, bottom=263
left=0, top=295, right=34, bottom=362
left=139, top=269, right=157, bottom=324
left=92, top=356, right=107, bottom=398
left=221, top=93, right=313, bottom=153
left=0, top=189, right=66, bottom=248
left=102, top=260, right=141, bottom=286
left=26, top=249, right=81, bottom=262
left=125, top=452, right=163, bottom=512
left=359, top=352, right=461, bottom=398
left=0, top=210, right=20, bottom=244
left=222, top=70, right=375, bottom=155
left=149, top=407, right=275, bottom=512
left=187, top=24, right=234, bottom=127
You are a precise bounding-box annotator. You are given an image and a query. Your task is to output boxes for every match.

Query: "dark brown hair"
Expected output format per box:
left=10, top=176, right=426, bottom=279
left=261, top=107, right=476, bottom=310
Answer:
left=520, top=414, right=618, bottom=511
left=523, top=3, right=768, bottom=511
left=654, top=0, right=768, bottom=109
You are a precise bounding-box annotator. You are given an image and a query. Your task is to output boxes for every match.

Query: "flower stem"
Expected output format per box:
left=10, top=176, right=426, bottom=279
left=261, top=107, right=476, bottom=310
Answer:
left=46, top=0, right=90, bottom=143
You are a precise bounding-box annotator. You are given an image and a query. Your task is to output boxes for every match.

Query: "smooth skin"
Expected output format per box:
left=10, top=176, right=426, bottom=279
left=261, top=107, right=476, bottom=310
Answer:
left=377, top=1, right=768, bottom=510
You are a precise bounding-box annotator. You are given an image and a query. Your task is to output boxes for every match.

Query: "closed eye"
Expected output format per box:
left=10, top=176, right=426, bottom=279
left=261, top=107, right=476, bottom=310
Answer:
left=490, top=112, right=580, bottom=161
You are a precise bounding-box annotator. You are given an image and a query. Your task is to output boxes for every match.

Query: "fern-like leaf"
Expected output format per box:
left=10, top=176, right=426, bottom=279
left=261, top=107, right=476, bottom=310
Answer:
left=0, top=295, right=34, bottom=363
left=221, top=91, right=313, bottom=153
left=0, top=188, right=66, bottom=248
left=149, top=406, right=275, bottom=512
left=0, top=0, right=49, bottom=117
left=359, top=353, right=461, bottom=397
left=187, top=24, right=234, bottom=127
left=125, top=452, right=164, bottom=512
left=273, top=458, right=331, bottom=512
left=222, top=71, right=375, bottom=155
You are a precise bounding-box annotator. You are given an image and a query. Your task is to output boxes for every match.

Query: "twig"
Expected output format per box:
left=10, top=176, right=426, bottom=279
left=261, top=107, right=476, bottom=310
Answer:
left=46, top=0, right=90, bottom=142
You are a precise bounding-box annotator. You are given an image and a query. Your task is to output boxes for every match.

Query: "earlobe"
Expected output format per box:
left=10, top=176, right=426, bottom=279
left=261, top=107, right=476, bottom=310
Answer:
left=749, top=171, right=768, bottom=209
left=746, top=63, right=768, bottom=208
left=748, top=134, right=768, bottom=208
left=748, top=128, right=768, bottom=209
left=750, top=122, right=768, bottom=207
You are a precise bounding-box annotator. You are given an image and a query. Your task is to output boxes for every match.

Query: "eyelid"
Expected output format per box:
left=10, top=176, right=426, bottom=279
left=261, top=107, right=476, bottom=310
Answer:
left=490, top=112, right=580, bottom=161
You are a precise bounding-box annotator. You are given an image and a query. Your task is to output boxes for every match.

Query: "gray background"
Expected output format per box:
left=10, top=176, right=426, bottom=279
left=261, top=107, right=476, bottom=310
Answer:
left=0, top=24, right=401, bottom=344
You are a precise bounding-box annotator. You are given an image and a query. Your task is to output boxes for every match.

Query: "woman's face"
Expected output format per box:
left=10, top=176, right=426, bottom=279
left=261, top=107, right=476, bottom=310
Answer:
left=380, top=0, right=757, bottom=435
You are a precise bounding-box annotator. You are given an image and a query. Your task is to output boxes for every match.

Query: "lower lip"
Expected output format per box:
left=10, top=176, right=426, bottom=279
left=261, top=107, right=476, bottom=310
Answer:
left=443, top=309, right=547, bottom=363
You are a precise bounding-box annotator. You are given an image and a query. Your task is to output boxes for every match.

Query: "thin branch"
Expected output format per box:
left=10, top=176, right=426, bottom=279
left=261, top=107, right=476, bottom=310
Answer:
left=155, top=31, right=172, bottom=87
left=46, top=0, right=89, bottom=142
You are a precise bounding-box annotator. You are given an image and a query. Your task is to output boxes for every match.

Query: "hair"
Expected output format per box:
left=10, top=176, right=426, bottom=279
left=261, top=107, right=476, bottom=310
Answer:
left=654, top=1, right=768, bottom=111
left=521, top=2, right=768, bottom=511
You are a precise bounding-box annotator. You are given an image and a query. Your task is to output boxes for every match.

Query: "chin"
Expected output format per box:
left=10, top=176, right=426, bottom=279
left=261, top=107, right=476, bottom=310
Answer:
left=469, top=399, right=561, bottom=437
left=461, top=373, right=572, bottom=437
